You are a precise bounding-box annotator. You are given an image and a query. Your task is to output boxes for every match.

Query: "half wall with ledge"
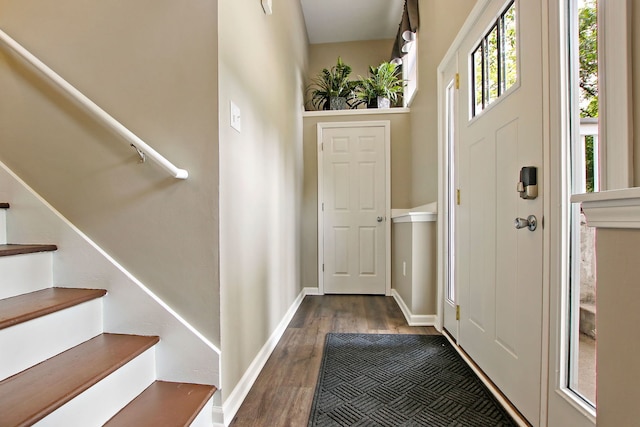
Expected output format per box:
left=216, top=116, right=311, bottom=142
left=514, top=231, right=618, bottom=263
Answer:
left=391, top=203, right=437, bottom=326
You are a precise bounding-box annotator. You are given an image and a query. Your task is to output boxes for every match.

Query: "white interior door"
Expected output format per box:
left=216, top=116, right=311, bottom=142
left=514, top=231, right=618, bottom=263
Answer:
left=455, top=0, right=544, bottom=424
left=319, top=122, right=389, bottom=295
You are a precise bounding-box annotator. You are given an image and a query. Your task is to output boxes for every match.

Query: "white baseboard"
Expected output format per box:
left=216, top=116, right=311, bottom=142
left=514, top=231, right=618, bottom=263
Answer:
left=302, top=286, right=321, bottom=295
left=216, top=287, right=313, bottom=426
left=391, top=289, right=437, bottom=326
left=211, top=405, right=224, bottom=427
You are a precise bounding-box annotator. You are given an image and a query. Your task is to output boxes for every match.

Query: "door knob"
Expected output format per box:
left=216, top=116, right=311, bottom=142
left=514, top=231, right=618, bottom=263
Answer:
left=514, top=215, right=537, bottom=231
left=377, top=216, right=384, bottom=223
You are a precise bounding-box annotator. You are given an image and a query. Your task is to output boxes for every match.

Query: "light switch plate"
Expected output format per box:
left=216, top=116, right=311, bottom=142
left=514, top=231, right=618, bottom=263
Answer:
left=230, top=100, right=241, bottom=132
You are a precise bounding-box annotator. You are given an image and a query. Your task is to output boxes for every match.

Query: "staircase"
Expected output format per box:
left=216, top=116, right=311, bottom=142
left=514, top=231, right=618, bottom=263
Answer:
left=0, top=203, right=216, bottom=426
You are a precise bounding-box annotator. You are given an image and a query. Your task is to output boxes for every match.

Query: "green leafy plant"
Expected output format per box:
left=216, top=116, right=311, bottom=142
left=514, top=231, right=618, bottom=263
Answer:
left=579, top=0, right=598, bottom=119
left=356, top=62, right=405, bottom=108
left=307, top=57, right=358, bottom=110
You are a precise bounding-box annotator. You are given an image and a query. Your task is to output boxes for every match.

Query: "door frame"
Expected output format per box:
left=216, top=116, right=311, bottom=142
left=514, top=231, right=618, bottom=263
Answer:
left=317, top=121, right=391, bottom=296
left=438, top=54, right=460, bottom=337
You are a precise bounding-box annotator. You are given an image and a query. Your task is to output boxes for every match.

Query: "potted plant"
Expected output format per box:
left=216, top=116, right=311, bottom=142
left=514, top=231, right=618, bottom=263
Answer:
left=307, top=57, right=358, bottom=110
left=356, top=62, right=405, bottom=108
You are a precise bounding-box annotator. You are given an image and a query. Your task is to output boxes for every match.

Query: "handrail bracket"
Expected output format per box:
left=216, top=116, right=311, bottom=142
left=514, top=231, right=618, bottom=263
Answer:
left=130, top=144, right=147, bottom=163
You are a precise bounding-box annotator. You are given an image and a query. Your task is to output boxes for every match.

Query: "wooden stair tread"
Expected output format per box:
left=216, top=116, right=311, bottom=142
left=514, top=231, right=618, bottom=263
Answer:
left=0, top=287, right=107, bottom=330
left=0, top=244, right=58, bottom=257
left=0, top=203, right=9, bottom=209
left=0, top=333, right=159, bottom=426
left=104, top=381, right=216, bottom=427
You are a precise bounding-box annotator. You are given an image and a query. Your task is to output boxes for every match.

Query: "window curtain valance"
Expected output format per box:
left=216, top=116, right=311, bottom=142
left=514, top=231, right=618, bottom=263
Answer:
left=391, top=0, right=420, bottom=60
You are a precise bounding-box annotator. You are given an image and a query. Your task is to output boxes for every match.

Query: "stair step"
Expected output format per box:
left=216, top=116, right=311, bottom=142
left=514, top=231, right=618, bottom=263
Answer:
left=0, top=333, right=159, bottom=426
left=0, top=243, right=57, bottom=257
left=104, top=381, right=216, bottom=427
left=0, top=287, right=106, bottom=330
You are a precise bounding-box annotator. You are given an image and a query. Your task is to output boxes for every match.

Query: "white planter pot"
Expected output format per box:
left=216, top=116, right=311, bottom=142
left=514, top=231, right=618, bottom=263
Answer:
left=377, top=96, right=391, bottom=109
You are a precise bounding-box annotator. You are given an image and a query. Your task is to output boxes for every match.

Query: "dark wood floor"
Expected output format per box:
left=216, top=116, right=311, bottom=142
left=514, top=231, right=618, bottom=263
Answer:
left=229, top=295, right=439, bottom=426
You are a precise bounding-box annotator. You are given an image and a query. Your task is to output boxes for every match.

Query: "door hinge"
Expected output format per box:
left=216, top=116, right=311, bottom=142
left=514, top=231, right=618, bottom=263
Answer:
left=455, top=73, right=460, bottom=89
left=320, top=142, right=324, bottom=151
left=456, top=305, right=460, bottom=321
left=456, top=189, right=461, bottom=205
left=322, top=263, right=324, bottom=272
left=322, top=202, right=324, bottom=211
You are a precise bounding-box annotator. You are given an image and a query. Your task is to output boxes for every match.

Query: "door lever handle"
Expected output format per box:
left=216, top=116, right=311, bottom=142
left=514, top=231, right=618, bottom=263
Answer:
left=514, top=215, right=537, bottom=231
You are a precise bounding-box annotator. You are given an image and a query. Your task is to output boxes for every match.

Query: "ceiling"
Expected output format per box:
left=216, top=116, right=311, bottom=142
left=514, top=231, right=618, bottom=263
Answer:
left=300, top=0, right=404, bottom=44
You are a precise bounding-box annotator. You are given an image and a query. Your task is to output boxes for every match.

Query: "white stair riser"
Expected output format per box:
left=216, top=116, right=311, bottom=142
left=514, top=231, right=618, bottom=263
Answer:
left=34, top=346, right=157, bottom=427
left=0, top=252, right=53, bottom=299
left=0, top=209, right=6, bottom=244
left=0, top=299, right=104, bottom=381
left=191, top=396, right=215, bottom=427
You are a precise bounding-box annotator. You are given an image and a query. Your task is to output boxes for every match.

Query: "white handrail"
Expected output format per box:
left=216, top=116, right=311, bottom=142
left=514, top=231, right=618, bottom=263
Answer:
left=0, top=29, right=188, bottom=179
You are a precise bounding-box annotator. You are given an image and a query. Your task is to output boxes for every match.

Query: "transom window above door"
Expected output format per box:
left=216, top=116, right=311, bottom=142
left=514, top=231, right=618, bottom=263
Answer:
left=471, top=0, right=518, bottom=118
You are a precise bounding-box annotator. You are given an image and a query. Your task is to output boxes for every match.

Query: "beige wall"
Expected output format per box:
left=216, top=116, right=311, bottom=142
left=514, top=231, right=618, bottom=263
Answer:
left=594, top=229, right=640, bottom=426
left=409, top=0, right=476, bottom=206
left=306, top=39, right=394, bottom=110
left=392, top=221, right=437, bottom=315
left=392, top=223, right=414, bottom=308
left=218, top=0, right=308, bottom=401
left=0, top=0, right=220, bottom=342
left=301, top=112, right=412, bottom=288
left=596, top=10, right=640, bottom=423
left=411, top=221, right=437, bottom=314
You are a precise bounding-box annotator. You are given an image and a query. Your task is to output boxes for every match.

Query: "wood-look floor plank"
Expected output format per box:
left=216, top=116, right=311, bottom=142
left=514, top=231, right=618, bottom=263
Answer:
left=229, top=295, right=439, bottom=427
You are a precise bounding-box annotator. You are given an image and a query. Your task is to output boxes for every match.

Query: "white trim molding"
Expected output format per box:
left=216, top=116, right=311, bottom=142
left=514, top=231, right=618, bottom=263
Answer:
left=572, top=187, right=640, bottom=229
left=391, top=212, right=437, bottom=223
left=303, top=108, right=409, bottom=118
left=598, top=0, right=634, bottom=190
left=316, top=121, right=392, bottom=296
left=217, top=287, right=313, bottom=426
left=391, top=289, right=437, bottom=326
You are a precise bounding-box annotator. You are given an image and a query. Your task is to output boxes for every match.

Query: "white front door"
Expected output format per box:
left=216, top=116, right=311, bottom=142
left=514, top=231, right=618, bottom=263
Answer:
left=455, top=0, right=544, bottom=424
left=319, top=122, right=389, bottom=295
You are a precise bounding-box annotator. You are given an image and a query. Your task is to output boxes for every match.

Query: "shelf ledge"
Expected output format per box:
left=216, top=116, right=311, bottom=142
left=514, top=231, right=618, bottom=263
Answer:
left=571, top=187, right=640, bottom=229
left=303, top=107, right=410, bottom=118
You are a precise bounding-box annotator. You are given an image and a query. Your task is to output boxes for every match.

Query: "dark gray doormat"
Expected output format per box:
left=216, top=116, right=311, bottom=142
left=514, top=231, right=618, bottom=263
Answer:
left=308, top=333, right=517, bottom=426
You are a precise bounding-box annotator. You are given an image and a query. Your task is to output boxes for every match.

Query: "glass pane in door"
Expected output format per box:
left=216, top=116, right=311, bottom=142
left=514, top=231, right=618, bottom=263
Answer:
left=446, top=81, right=456, bottom=304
